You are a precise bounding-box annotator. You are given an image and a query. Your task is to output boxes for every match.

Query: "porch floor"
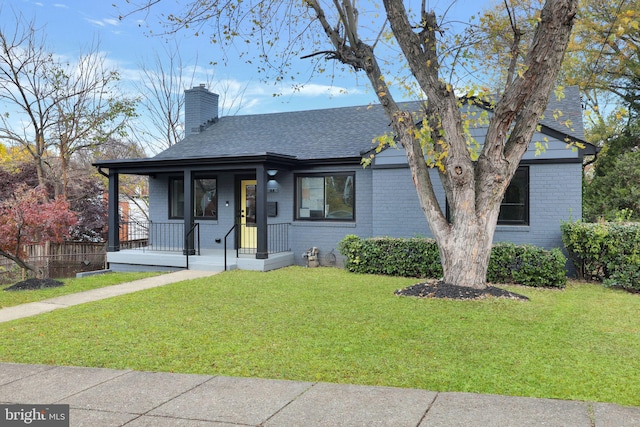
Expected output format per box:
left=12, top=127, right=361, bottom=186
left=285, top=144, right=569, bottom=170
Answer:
left=107, top=248, right=296, bottom=273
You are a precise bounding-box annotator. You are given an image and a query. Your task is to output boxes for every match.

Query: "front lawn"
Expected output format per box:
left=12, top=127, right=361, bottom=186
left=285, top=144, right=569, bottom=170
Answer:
left=0, top=272, right=164, bottom=308
left=0, top=267, right=638, bottom=406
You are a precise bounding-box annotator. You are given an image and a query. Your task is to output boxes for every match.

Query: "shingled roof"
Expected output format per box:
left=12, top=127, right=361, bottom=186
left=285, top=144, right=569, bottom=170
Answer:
left=150, top=86, right=588, bottom=164
left=153, top=103, right=398, bottom=162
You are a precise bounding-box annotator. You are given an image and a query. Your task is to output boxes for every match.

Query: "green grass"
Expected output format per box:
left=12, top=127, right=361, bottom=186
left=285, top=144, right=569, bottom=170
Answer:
left=0, top=272, right=164, bottom=308
left=0, top=266, right=638, bottom=406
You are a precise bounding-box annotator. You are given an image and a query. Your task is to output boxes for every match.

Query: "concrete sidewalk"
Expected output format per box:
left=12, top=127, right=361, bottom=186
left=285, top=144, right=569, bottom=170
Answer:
left=1, top=271, right=639, bottom=426
left=1, top=363, right=639, bottom=426
left=0, top=270, right=218, bottom=323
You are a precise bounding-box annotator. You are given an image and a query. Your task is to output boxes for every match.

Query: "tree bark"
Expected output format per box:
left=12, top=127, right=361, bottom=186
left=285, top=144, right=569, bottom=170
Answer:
left=0, top=248, right=44, bottom=279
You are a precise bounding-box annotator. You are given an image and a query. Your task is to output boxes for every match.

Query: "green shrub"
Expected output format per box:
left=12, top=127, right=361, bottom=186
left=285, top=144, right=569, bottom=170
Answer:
left=488, top=243, right=567, bottom=288
left=338, top=235, right=567, bottom=288
left=337, top=235, right=442, bottom=278
left=561, top=221, right=610, bottom=281
left=561, top=220, right=640, bottom=292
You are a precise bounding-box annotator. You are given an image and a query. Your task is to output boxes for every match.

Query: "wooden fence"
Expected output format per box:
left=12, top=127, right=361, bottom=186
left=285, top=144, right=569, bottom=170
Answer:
left=0, top=242, right=107, bottom=284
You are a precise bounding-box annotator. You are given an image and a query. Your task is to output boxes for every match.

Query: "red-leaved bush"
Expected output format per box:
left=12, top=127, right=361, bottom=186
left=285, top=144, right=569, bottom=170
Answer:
left=0, top=185, right=77, bottom=277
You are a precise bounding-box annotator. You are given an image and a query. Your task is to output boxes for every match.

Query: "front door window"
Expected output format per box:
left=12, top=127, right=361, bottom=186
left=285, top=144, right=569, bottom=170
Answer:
left=240, top=179, right=257, bottom=249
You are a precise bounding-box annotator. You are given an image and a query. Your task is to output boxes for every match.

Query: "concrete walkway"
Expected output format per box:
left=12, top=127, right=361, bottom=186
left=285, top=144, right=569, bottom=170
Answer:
left=1, top=363, right=639, bottom=426
left=1, top=271, right=639, bottom=426
left=0, top=270, right=218, bottom=323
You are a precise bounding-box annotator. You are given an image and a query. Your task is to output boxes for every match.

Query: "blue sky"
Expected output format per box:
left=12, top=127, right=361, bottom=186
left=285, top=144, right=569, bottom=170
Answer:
left=1, top=0, right=491, bottom=117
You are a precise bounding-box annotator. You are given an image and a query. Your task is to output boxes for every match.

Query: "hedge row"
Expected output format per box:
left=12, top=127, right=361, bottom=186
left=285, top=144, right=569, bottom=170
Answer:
left=561, top=221, right=640, bottom=292
left=338, top=235, right=567, bottom=288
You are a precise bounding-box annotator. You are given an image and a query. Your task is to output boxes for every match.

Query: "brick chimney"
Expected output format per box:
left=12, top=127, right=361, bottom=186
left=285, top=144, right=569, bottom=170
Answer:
left=184, top=84, right=219, bottom=135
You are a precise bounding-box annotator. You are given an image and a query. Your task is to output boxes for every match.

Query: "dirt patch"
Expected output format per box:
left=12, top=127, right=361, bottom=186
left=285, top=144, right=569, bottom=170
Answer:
left=395, top=280, right=529, bottom=301
left=4, top=278, right=64, bottom=291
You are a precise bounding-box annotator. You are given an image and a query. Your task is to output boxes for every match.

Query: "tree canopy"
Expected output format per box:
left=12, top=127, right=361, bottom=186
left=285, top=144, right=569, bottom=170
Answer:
left=472, top=0, right=640, bottom=143
left=0, top=10, right=137, bottom=197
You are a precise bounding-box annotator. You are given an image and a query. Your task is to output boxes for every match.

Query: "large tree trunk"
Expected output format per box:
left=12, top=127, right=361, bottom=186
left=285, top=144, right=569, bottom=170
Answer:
left=438, top=209, right=501, bottom=287
left=380, top=0, right=577, bottom=289
left=309, top=0, right=577, bottom=289
left=440, top=232, right=493, bottom=288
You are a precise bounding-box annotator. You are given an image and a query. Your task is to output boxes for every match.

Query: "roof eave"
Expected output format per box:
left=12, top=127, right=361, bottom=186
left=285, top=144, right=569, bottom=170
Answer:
left=93, top=152, right=298, bottom=174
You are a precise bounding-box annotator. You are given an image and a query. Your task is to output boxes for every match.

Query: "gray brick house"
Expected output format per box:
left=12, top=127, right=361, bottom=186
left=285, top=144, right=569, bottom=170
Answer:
left=94, top=85, right=595, bottom=272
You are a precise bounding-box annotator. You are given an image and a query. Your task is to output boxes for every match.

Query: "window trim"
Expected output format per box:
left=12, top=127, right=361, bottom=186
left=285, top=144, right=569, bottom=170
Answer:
left=168, top=175, right=219, bottom=220
left=294, top=172, right=356, bottom=221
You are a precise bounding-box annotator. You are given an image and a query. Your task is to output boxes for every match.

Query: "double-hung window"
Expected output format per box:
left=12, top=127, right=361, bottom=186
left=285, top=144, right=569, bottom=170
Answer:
left=169, top=176, right=218, bottom=220
left=295, top=173, right=355, bottom=221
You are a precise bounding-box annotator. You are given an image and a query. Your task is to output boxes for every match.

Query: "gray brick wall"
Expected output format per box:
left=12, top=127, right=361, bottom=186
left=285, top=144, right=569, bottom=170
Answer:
left=289, top=166, right=373, bottom=267
left=147, top=161, right=581, bottom=266
left=370, top=162, right=582, bottom=250
left=372, top=167, right=444, bottom=238
left=494, top=163, right=582, bottom=249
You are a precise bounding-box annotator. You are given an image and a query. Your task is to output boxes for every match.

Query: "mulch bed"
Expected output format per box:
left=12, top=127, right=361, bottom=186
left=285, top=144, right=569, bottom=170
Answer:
left=3, top=278, right=64, bottom=291
left=395, top=280, right=529, bottom=301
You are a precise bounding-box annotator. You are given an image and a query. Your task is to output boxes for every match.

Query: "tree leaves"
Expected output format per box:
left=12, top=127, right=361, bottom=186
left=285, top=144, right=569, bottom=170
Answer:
left=0, top=185, right=77, bottom=276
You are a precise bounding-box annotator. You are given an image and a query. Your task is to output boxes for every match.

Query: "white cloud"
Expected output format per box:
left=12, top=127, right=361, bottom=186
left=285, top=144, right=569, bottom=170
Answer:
left=85, top=17, right=120, bottom=28
left=53, top=3, right=69, bottom=9
left=85, top=18, right=106, bottom=27
left=303, top=83, right=360, bottom=97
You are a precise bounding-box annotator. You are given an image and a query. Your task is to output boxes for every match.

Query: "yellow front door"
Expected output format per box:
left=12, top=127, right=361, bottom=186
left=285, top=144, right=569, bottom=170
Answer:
left=240, top=180, right=257, bottom=249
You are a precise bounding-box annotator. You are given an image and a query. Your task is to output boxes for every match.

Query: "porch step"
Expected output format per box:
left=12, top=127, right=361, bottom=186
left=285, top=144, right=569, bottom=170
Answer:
left=187, top=258, right=237, bottom=272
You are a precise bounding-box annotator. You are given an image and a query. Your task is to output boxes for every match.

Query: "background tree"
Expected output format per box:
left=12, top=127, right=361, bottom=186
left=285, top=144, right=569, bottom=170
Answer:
left=51, top=44, right=137, bottom=198
left=0, top=162, right=39, bottom=199
left=583, top=121, right=640, bottom=221
left=122, top=0, right=578, bottom=289
left=135, top=41, right=248, bottom=154
left=0, top=10, right=136, bottom=198
left=473, top=0, right=640, bottom=140
left=80, top=138, right=150, bottom=224
left=0, top=160, right=106, bottom=242
left=0, top=185, right=77, bottom=278
left=0, top=11, right=57, bottom=189
left=136, top=42, right=192, bottom=154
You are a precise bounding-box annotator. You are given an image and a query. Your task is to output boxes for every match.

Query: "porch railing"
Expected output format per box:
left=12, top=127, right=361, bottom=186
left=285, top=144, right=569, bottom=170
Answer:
left=236, top=223, right=291, bottom=255
left=119, top=221, right=200, bottom=254
left=119, top=220, right=289, bottom=258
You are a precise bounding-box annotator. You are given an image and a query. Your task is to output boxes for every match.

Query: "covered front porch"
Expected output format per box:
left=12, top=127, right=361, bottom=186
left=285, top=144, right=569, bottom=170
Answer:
left=110, top=220, right=294, bottom=272
left=94, top=154, right=298, bottom=272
